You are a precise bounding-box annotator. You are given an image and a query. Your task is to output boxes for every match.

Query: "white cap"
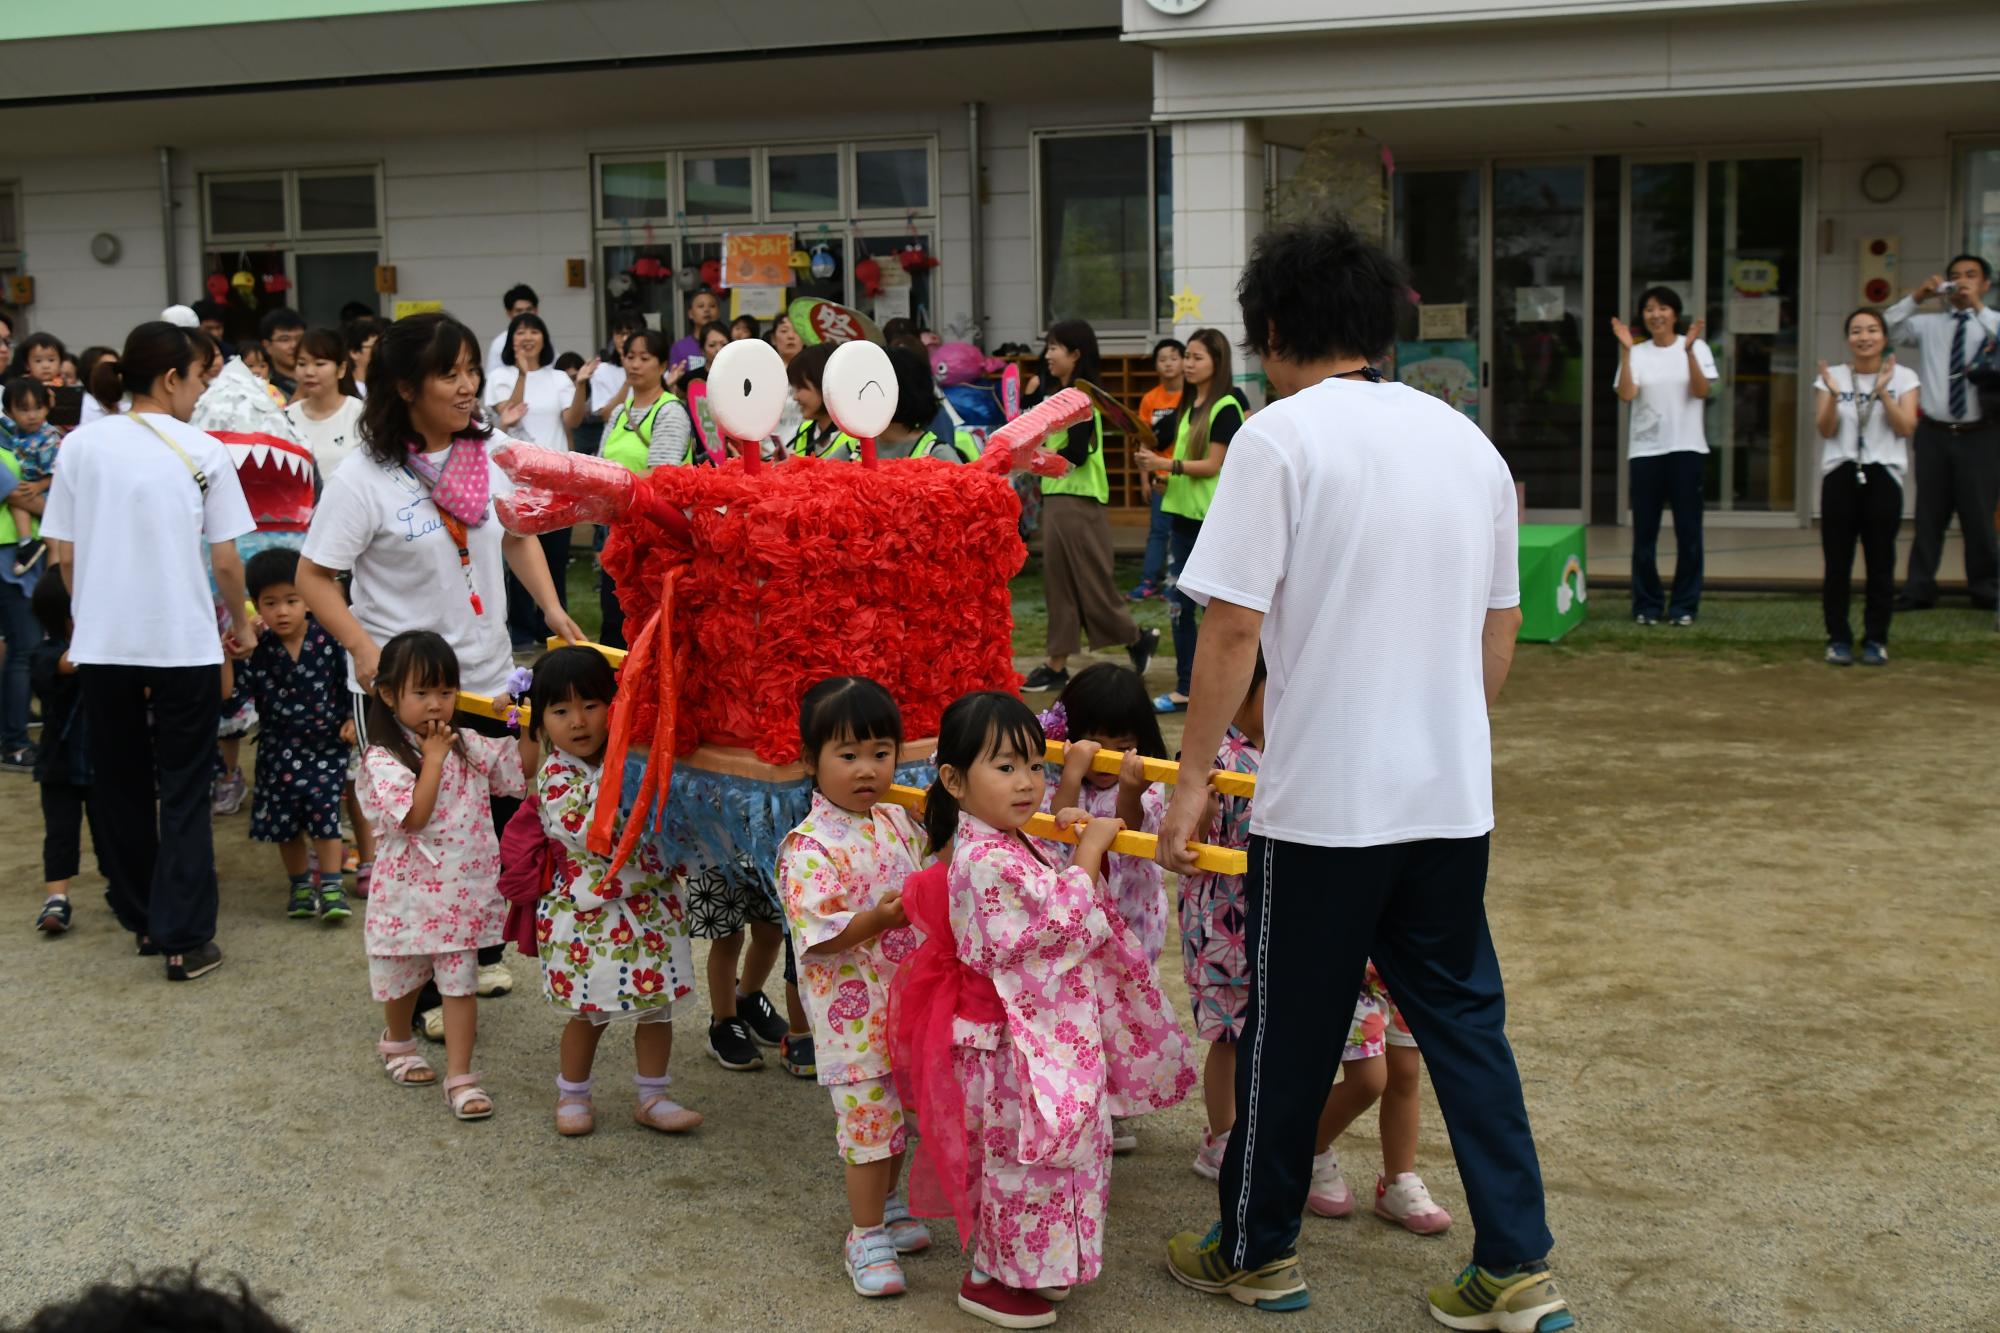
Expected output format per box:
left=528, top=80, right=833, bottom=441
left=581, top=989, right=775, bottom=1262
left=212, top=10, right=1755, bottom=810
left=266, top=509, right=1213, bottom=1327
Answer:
left=161, top=304, right=200, bottom=329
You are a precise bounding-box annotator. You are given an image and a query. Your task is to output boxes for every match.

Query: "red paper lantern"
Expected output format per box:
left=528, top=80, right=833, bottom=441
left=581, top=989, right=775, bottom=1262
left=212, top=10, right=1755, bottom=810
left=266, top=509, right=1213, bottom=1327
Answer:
left=855, top=256, right=883, bottom=297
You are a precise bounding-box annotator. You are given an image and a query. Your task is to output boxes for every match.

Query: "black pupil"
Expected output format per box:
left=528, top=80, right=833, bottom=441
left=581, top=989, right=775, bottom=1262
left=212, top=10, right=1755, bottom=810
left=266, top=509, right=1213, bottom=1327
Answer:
left=742, top=378, right=752, bottom=396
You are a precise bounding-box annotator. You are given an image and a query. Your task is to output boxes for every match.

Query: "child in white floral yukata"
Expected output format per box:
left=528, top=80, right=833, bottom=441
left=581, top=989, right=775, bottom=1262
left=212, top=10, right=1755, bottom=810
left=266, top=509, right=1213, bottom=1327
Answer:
left=895, top=692, right=1195, bottom=1330
left=777, top=677, right=934, bottom=1300
left=357, top=631, right=523, bottom=1122
left=530, top=646, right=701, bottom=1139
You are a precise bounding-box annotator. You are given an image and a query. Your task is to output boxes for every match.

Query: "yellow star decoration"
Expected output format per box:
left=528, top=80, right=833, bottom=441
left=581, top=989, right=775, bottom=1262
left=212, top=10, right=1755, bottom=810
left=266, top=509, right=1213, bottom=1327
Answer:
left=1171, top=285, right=1203, bottom=323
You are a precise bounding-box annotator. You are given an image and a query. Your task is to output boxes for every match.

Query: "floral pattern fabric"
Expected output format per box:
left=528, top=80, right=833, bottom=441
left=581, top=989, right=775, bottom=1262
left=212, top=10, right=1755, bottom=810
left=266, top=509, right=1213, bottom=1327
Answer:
left=240, top=620, right=351, bottom=845
left=778, top=791, right=930, bottom=1087
left=1041, top=769, right=1169, bottom=961
left=357, top=732, right=523, bottom=958
left=536, top=750, right=694, bottom=1019
left=1344, top=961, right=1417, bottom=1061
left=1178, top=725, right=1260, bottom=1042
left=830, top=1075, right=908, bottom=1165
left=945, top=814, right=1196, bottom=1291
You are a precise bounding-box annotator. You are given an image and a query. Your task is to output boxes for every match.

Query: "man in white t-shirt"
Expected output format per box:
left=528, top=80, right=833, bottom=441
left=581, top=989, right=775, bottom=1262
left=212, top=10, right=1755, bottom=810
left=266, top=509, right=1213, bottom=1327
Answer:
left=484, top=282, right=539, bottom=378
left=1158, top=221, right=1568, bottom=1332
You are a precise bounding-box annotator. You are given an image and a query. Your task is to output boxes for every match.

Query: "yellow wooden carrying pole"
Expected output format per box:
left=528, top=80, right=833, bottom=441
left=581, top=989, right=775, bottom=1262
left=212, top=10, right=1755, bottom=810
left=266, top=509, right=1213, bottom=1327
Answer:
left=881, top=784, right=1246, bottom=876
left=1043, top=740, right=1255, bottom=799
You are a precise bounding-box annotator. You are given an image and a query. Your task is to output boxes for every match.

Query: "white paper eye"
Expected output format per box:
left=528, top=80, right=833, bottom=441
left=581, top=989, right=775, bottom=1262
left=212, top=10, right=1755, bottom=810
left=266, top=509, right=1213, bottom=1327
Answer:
left=705, top=338, right=788, bottom=441
left=823, top=340, right=897, bottom=439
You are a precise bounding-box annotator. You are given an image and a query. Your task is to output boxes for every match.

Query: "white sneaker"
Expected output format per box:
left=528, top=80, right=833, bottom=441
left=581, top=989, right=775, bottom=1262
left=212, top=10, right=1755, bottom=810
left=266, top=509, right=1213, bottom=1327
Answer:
left=475, top=961, right=514, bottom=997
left=1374, top=1171, right=1453, bottom=1235
left=1306, top=1147, right=1355, bottom=1218
left=1191, top=1127, right=1229, bottom=1180
left=1110, top=1116, right=1138, bottom=1155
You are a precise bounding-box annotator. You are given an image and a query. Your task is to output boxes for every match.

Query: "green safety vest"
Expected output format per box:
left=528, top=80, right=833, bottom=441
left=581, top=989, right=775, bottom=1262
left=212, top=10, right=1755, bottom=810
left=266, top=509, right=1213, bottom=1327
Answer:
left=1161, top=394, right=1243, bottom=522
left=0, top=446, right=33, bottom=545
left=1039, top=405, right=1107, bottom=503
left=902, top=428, right=979, bottom=463
left=793, top=419, right=851, bottom=460
left=602, top=393, right=682, bottom=475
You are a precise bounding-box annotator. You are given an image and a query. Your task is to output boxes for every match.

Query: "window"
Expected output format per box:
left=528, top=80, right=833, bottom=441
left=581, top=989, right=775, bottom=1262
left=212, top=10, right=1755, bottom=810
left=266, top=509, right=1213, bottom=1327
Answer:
left=0, top=180, right=17, bottom=251
left=683, top=152, right=754, bottom=219
left=200, top=166, right=384, bottom=345
left=590, top=138, right=940, bottom=339
left=768, top=147, right=840, bottom=218
left=854, top=143, right=931, bottom=215
left=1033, top=127, right=1173, bottom=334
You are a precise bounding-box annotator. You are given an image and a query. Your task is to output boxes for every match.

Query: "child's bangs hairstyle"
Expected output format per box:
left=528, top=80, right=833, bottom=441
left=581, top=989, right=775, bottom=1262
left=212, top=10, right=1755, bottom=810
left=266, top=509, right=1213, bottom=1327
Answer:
left=360, top=311, right=491, bottom=467
left=527, top=645, right=619, bottom=741
left=4, top=378, right=50, bottom=413
left=244, top=547, right=301, bottom=601
left=1634, top=284, right=1684, bottom=329
left=799, top=676, right=904, bottom=766
left=1055, top=664, right=1167, bottom=760
left=365, top=629, right=464, bottom=773
left=1237, top=219, right=1407, bottom=365
left=787, top=340, right=835, bottom=391
left=1044, top=319, right=1101, bottom=386
left=923, top=691, right=1045, bottom=852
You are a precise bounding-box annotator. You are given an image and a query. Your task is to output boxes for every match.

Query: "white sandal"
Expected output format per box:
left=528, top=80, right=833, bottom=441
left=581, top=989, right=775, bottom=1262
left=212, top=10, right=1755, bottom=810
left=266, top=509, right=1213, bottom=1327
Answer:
left=442, top=1072, right=494, bottom=1120
left=377, top=1031, right=435, bottom=1085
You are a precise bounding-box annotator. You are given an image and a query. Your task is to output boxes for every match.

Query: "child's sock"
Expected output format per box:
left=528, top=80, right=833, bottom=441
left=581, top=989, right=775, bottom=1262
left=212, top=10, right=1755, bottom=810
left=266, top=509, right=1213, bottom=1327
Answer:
left=633, top=1072, right=671, bottom=1101
left=556, top=1074, right=592, bottom=1097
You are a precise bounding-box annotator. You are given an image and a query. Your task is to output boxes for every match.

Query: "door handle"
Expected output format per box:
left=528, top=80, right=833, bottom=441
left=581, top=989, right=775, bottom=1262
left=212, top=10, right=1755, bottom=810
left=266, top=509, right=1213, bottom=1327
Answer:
left=1481, top=361, right=1490, bottom=388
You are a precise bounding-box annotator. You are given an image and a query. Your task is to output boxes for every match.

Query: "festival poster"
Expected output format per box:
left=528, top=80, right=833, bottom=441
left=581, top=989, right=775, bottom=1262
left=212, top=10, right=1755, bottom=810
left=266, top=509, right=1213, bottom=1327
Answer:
left=1394, top=340, right=1480, bottom=424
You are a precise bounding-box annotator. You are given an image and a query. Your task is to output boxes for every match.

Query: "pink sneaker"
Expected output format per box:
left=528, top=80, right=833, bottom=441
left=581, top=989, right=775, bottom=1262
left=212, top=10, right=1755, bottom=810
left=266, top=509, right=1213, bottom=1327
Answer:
left=1191, top=1127, right=1229, bottom=1180
left=1306, top=1147, right=1354, bottom=1217
left=1374, top=1172, right=1453, bottom=1234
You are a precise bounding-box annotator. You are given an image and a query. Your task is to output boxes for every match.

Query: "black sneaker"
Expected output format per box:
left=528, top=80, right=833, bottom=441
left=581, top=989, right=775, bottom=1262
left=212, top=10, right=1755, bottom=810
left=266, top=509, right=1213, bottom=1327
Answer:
left=165, top=941, right=223, bottom=981
left=781, top=1031, right=817, bottom=1078
left=12, top=538, right=45, bottom=577
left=707, top=1017, right=765, bottom=1071
left=1128, top=627, right=1161, bottom=678
left=1023, top=664, right=1069, bottom=692
left=738, top=986, right=788, bottom=1046
left=0, top=744, right=36, bottom=773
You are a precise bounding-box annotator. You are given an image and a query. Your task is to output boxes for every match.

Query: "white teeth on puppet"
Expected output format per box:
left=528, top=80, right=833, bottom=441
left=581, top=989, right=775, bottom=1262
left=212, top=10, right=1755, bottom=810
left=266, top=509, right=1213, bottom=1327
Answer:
left=250, top=444, right=270, bottom=468
left=228, top=443, right=253, bottom=467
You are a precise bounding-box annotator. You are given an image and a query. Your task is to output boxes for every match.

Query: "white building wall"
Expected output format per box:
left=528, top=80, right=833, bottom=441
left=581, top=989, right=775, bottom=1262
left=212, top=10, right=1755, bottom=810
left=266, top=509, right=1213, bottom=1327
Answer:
left=2, top=93, right=1151, bottom=359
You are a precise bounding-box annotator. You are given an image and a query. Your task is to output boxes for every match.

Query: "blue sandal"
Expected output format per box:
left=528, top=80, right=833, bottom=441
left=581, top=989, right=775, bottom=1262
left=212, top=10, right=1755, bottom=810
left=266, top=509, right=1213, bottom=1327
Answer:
left=1153, top=693, right=1188, bottom=714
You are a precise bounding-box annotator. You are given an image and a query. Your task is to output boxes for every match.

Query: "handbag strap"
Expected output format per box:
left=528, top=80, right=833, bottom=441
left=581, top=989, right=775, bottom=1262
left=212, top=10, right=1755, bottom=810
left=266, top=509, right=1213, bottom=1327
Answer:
left=125, top=412, right=208, bottom=496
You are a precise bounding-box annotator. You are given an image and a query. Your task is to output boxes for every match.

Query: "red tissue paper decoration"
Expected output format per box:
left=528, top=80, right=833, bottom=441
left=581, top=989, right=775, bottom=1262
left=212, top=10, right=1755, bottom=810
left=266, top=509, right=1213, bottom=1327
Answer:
left=602, top=455, right=1024, bottom=764
left=854, top=256, right=883, bottom=297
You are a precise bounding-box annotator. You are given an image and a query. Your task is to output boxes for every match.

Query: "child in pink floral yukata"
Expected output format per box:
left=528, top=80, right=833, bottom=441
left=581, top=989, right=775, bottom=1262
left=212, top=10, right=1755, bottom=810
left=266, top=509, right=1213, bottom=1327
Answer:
left=894, top=692, right=1195, bottom=1330
left=1038, top=664, right=1171, bottom=1157
left=530, top=646, right=700, bottom=1139
left=777, top=677, right=935, bottom=1301
left=357, top=631, right=524, bottom=1122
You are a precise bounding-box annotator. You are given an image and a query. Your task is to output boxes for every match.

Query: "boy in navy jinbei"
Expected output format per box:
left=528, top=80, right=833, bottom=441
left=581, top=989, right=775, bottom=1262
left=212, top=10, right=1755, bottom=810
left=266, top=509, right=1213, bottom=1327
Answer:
left=234, top=547, right=354, bottom=922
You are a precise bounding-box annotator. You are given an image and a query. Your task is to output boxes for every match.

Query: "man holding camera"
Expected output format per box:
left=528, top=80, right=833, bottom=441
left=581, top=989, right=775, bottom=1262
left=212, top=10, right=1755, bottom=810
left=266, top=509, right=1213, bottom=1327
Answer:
left=1885, top=255, right=2000, bottom=611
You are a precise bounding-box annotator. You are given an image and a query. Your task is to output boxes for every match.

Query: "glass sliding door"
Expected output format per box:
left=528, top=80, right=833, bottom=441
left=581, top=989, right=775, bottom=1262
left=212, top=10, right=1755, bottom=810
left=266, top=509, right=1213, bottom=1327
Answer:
left=1491, top=164, right=1588, bottom=513
left=1392, top=168, right=1482, bottom=426
left=1624, top=153, right=1806, bottom=516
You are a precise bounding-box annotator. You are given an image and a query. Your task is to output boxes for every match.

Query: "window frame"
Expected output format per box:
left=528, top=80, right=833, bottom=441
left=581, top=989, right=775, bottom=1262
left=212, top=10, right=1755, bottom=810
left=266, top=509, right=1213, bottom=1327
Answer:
left=1949, top=134, right=2000, bottom=295
left=1029, top=124, right=1171, bottom=338
left=764, top=142, right=846, bottom=223
left=849, top=138, right=938, bottom=219
left=201, top=166, right=383, bottom=245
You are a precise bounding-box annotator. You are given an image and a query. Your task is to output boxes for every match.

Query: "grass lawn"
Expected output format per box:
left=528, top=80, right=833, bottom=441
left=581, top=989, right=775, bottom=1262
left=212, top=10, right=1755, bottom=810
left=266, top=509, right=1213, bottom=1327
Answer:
left=569, top=552, right=1994, bottom=669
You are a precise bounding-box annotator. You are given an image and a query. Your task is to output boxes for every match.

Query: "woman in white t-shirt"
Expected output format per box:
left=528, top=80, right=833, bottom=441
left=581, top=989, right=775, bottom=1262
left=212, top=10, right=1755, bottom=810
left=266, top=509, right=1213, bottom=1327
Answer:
left=484, top=312, right=594, bottom=647
left=283, top=328, right=366, bottom=483
left=1814, top=308, right=1921, bottom=666
left=40, top=320, right=259, bottom=981
left=1613, top=286, right=1718, bottom=626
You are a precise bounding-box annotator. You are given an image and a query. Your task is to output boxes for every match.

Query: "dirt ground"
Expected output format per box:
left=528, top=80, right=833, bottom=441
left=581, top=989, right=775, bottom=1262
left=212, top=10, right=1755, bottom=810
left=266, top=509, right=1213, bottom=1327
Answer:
left=2, top=651, right=1995, bottom=1331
